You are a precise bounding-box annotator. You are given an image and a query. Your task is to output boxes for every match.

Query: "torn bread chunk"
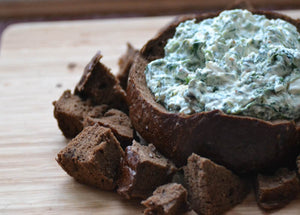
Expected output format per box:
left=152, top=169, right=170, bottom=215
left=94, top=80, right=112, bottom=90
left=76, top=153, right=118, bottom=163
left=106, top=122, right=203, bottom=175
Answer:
left=85, top=109, right=133, bottom=147
left=117, top=43, right=139, bottom=89
left=53, top=90, right=108, bottom=138
left=117, top=141, right=177, bottom=199
left=141, top=183, right=189, bottom=215
left=75, top=51, right=127, bottom=111
left=255, top=168, right=300, bottom=210
left=56, top=124, right=124, bottom=190
left=53, top=90, right=132, bottom=144
left=184, top=153, right=250, bottom=215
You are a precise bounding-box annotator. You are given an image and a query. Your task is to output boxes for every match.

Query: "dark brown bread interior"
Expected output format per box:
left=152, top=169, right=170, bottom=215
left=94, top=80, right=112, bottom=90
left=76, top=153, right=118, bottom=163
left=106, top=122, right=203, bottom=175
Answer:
left=141, top=183, right=189, bottom=215
left=53, top=90, right=108, bottom=138
left=184, top=154, right=250, bottom=215
left=53, top=90, right=133, bottom=145
left=255, top=168, right=300, bottom=210
left=56, top=124, right=124, bottom=190
left=117, top=141, right=177, bottom=199
left=54, top=51, right=132, bottom=139
left=85, top=109, right=133, bottom=147
left=127, top=10, right=300, bottom=173
left=75, top=51, right=127, bottom=111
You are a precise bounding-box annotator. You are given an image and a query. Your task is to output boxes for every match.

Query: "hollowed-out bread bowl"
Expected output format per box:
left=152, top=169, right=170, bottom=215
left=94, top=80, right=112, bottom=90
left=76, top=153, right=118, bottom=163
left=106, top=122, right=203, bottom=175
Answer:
left=127, top=10, right=300, bottom=173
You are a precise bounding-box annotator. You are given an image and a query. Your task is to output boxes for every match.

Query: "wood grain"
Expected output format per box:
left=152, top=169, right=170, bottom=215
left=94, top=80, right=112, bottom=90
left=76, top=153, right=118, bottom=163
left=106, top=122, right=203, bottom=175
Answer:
left=0, top=11, right=300, bottom=214
left=1, top=0, right=300, bottom=19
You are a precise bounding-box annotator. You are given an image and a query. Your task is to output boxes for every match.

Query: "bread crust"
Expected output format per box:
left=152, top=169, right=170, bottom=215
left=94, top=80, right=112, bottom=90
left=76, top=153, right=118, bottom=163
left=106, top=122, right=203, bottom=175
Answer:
left=127, top=10, right=300, bottom=173
left=255, top=168, right=300, bottom=210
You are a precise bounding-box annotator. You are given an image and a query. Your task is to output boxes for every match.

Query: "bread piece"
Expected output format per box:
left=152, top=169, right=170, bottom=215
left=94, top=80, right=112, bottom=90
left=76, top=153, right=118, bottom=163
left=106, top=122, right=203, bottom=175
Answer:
left=117, top=43, right=138, bottom=89
left=171, top=168, right=186, bottom=187
left=53, top=89, right=133, bottom=144
left=127, top=11, right=300, bottom=173
left=184, top=153, right=250, bottom=215
left=56, top=124, right=124, bottom=190
left=53, top=90, right=109, bottom=138
left=53, top=89, right=132, bottom=144
left=75, top=51, right=127, bottom=111
left=117, top=141, right=177, bottom=199
left=255, top=168, right=300, bottom=210
left=141, top=183, right=189, bottom=215
left=85, top=109, right=133, bottom=147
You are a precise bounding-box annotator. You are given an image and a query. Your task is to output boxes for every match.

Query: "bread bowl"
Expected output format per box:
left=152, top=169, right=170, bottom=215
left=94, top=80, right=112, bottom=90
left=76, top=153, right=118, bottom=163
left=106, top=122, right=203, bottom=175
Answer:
left=127, top=9, right=300, bottom=173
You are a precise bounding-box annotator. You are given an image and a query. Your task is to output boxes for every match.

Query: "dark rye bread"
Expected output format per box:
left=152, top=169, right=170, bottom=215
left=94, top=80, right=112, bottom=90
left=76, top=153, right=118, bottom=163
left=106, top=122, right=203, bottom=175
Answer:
left=54, top=51, right=132, bottom=139
left=53, top=90, right=108, bottom=138
left=126, top=10, right=300, bottom=173
left=117, top=141, right=177, bottom=199
left=255, top=168, right=300, bottom=210
left=75, top=51, right=127, bottom=111
left=85, top=109, right=133, bottom=147
left=141, top=183, right=189, bottom=215
left=184, top=154, right=250, bottom=215
left=117, top=43, right=138, bottom=89
left=56, top=124, right=124, bottom=190
left=53, top=90, right=132, bottom=144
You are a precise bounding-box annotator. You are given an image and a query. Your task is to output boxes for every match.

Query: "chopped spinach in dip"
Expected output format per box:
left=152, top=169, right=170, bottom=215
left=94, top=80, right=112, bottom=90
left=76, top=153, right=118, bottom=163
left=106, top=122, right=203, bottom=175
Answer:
left=144, top=9, right=300, bottom=120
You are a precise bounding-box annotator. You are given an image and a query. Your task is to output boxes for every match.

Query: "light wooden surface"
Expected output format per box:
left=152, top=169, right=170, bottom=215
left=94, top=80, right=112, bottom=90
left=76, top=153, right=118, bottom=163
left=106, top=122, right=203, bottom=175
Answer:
left=0, top=11, right=300, bottom=215
left=1, top=0, right=300, bottom=19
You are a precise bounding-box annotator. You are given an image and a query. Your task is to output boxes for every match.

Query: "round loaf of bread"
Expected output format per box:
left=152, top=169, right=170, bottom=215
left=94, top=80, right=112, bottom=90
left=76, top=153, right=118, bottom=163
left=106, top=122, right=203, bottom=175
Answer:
left=127, top=10, right=300, bottom=173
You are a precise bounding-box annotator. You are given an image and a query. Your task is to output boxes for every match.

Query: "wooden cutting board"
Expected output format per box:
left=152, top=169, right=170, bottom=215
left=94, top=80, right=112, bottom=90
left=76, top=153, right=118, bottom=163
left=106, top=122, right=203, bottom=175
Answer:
left=0, top=11, right=300, bottom=215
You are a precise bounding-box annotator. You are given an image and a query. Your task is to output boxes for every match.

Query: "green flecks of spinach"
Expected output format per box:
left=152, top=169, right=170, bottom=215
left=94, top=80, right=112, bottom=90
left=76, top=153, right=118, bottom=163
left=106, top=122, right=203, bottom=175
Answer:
left=222, top=101, right=234, bottom=114
left=192, top=41, right=205, bottom=58
left=185, top=77, right=191, bottom=84
left=213, top=86, right=219, bottom=92
left=166, top=63, right=177, bottom=71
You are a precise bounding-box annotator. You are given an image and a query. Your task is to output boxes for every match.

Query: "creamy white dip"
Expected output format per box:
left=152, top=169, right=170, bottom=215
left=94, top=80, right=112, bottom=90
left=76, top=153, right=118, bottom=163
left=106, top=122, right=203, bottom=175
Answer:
left=145, top=9, right=300, bottom=120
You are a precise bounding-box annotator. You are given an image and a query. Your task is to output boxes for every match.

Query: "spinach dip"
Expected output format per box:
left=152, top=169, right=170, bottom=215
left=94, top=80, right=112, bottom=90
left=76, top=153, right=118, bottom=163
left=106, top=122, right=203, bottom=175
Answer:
left=144, top=9, right=300, bottom=120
